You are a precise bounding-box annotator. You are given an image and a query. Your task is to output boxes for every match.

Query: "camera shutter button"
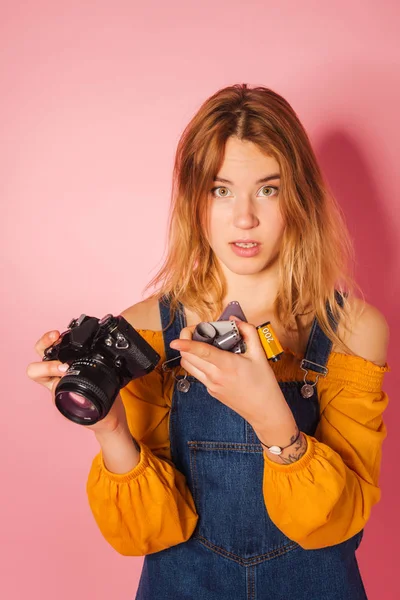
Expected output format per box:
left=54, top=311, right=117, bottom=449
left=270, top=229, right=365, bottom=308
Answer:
left=99, top=314, right=113, bottom=326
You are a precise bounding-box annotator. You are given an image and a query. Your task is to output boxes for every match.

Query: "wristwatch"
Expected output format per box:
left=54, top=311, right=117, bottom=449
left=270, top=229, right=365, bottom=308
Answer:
left=259, top=430, right=302, bottom=455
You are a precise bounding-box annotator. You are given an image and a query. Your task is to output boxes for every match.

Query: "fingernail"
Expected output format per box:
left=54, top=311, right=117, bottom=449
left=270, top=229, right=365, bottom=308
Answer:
left=58, top=364, right=69, bottom=372
left=170, top=341, right=180, bottom=348
left=49, top=331, right=57, bottom=339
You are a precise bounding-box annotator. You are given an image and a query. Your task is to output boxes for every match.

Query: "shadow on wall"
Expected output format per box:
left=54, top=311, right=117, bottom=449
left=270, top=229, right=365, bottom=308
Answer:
left=316, top=129, right=398, bottom=303
left=315, top=126, right=398, bottom=597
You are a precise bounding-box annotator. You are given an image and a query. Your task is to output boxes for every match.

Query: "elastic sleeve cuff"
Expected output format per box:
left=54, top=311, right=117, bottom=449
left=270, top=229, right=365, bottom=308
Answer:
left=99, top=438, right=151, bottom=483
left=262, top=433, right=316, bottom=473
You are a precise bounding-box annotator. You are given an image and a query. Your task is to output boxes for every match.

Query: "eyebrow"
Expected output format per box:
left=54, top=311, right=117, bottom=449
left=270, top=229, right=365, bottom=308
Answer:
left=213, top=174, right=281, bottom=184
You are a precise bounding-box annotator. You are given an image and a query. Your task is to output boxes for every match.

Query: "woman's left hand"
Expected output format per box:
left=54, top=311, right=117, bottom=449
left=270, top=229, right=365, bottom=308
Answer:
left=170, top=316, right=295, bottom=431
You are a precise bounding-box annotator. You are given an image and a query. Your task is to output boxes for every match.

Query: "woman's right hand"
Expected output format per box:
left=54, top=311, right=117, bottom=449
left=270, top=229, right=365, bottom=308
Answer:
left=26, top=330, right=130, bottom=436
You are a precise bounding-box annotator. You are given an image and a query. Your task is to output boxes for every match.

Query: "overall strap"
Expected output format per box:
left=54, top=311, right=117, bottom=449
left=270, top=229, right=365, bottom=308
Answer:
left=159, top=290, right=346, bottom=376
left=300, top=289, right=346, bottom=376
left=159, top=294, right=187, bottom=366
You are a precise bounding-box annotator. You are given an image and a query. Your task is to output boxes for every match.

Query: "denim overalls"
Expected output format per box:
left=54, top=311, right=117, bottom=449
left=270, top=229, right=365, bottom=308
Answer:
left=135, top=292, right=367, bottom=600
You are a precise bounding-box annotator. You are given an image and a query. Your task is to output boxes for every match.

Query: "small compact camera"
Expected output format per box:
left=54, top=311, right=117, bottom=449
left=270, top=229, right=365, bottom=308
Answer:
left=43, top=313, right=160, bottom=426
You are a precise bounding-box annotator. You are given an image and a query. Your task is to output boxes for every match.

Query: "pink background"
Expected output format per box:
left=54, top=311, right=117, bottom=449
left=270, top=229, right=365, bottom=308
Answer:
left=2, top=2, right=399, bottom=599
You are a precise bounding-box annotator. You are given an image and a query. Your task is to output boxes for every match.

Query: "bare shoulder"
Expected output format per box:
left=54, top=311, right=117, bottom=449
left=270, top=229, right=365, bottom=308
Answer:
left=120, top=295, right=162, bottom=331
left=335, top=296, right=390, bottom=367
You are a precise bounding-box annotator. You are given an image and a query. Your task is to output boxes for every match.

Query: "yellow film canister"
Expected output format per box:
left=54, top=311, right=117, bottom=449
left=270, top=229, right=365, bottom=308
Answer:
left=256, top=321, right=284, bottom=362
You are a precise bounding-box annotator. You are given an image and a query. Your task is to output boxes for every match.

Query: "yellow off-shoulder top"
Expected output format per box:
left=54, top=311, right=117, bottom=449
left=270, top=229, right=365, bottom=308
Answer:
left=86, top=329, right=391, bottom=556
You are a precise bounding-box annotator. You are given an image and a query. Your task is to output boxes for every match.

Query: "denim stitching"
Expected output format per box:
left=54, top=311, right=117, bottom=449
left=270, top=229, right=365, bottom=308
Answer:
left=189, top=447, right=199, bottom=505
left=188, top=441, right=264, bottom=452
left=246, top=564, right=256, bottom=600
left=194, top=535, right=299, bottom=566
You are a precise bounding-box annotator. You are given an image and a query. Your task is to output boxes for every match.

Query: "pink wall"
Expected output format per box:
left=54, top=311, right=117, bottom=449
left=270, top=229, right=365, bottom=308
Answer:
left=2, top=1, right=399, bottom=598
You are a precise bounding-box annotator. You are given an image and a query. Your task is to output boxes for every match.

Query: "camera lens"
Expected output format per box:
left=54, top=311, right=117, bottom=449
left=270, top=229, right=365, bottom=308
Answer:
left=56, top=390, right=98, bottom=422
left=54, top=358, right=120, bottom=425
left=59, top=392, right=96, bottom=410
left=64, top=392, right=96, bottom=409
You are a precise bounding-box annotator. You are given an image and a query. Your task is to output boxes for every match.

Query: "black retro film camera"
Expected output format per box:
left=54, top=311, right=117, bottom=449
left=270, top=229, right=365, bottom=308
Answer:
left=42, top=313, right=160, bottom=426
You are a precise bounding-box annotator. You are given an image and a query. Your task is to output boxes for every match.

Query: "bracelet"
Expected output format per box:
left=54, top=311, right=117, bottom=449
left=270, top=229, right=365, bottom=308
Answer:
left=259, top=429, right=302, bottom=455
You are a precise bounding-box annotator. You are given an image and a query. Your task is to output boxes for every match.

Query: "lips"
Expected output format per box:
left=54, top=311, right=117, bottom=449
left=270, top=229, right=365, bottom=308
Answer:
left=231, top=240, right=260, bottom=244
left=230, top=241, right=262, bottom=257
left=230, top=240, right=261, bottom=244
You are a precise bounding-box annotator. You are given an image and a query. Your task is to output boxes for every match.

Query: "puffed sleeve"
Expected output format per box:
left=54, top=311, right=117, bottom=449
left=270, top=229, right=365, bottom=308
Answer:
left=261, top=354, right=391, bottom=549
left=86, top=329, right=199, bottom=556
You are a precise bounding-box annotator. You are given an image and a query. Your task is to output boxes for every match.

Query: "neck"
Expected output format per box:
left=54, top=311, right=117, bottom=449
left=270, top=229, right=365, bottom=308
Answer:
left=220, top=259, right=280, bottom=319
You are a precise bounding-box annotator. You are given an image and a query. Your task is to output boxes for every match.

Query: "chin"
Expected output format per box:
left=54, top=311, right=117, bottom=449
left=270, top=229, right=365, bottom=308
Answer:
left=220, top=255, right=272, bottom=276
left=230, top=265, right=267, bottom=276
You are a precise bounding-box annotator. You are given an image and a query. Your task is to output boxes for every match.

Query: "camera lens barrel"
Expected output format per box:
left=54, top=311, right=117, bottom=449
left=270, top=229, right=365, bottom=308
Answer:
left=55, top=358, right=120, bottom=425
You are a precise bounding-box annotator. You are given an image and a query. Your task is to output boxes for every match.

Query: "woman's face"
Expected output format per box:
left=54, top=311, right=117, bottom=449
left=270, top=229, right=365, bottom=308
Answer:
left=205, top=136, right=285, bottom=277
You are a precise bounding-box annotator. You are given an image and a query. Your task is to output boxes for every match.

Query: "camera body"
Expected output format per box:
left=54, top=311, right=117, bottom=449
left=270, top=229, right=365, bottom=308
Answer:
left=43, top=313, right=160, bottom=426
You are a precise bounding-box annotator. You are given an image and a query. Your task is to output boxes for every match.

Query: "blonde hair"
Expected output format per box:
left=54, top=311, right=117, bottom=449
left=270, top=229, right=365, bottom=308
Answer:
left=143, top=83, right=365, bottom=355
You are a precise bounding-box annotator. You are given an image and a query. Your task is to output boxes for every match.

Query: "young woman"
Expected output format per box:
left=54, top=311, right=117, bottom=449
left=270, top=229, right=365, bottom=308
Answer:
left=29, top=84, right=390, bottom=599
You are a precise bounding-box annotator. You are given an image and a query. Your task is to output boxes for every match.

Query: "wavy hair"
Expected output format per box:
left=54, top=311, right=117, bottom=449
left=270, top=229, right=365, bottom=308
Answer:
left=143, top=83, right=365, bottom=355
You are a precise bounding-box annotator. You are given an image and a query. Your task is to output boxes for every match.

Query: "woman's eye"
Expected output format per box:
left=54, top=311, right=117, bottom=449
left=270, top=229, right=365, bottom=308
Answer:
left=210, top=186, right=230, bottom=198
left=209, top=185, right=279, bottom=198
left=259, top=186, right=279, bottom=197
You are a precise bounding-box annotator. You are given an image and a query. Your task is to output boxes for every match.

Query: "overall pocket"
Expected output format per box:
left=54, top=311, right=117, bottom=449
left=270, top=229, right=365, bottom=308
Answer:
left=188, top=440, right=298, bottom=561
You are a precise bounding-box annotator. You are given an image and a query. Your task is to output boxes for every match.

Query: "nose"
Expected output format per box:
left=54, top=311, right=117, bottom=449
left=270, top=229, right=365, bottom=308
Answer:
left=232, top=197, right=260, bottom=230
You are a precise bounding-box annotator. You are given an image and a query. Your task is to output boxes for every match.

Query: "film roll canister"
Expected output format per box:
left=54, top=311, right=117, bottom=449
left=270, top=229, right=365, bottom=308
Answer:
left=256, top=321, right=284, bottom=362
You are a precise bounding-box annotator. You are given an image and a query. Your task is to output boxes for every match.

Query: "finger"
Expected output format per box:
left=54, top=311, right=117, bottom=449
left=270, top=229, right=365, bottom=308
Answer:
left=26, top=360, right=68, bottom=385
left=228, top=316, right=265, bottom=359
left=170, top=338, right=226, bottom=365
left=180, top=354, right=211, bottom=389
left=179, top=325, right=196, bottom=341
left=35, top=330, right=60, bottom=359
left=180, top=350, right=219, bottom=381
